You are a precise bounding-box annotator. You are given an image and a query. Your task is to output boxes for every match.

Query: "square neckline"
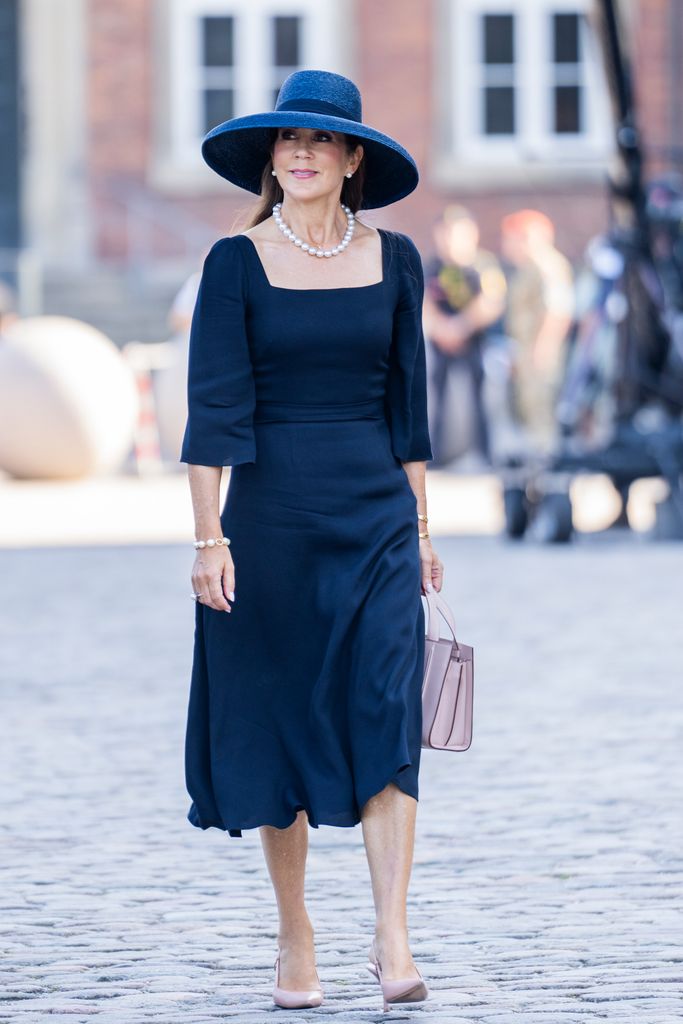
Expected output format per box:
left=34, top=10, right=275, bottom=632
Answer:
left=237, top=228, right=387, bottom=292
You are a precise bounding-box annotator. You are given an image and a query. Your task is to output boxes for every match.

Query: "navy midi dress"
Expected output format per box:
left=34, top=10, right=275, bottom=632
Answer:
left=179, top=228, right=433, bottom=837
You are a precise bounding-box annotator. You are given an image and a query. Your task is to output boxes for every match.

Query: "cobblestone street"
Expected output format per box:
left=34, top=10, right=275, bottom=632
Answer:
left=1, top=534, right=682, bottom=1022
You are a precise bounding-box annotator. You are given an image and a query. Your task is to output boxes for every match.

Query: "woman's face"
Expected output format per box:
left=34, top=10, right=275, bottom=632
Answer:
left=272, top=126, right=362, bottom=202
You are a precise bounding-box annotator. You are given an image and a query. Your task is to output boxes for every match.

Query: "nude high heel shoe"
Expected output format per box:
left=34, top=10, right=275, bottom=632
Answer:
left=273, top=949, right=324, bottom=1009
left=365, top=940, right=429, bottom=1012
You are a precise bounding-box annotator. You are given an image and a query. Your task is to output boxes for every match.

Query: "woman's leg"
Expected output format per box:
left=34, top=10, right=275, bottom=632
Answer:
left=259, top=810, right=320, bottom=989
left=361, top=782, right=421, bottom=980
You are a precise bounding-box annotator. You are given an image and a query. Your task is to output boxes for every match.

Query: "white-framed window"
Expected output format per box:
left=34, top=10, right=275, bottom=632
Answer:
left=446, top=0, right=612, bottom=172
left=166, top=0, right=340, bottom=170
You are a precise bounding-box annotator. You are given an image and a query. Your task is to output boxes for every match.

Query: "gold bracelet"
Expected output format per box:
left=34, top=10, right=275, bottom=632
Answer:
left=418, top=530, right=430, bottom=539
left=417, top=513, right=428, bottom=523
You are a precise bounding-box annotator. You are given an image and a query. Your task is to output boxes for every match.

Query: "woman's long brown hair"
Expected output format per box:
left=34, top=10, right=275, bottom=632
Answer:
left=243, top=128, right=366, bottom=229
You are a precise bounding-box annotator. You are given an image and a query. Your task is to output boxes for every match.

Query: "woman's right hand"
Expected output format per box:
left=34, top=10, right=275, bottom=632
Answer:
left=192, top=547, right=235, bottom=612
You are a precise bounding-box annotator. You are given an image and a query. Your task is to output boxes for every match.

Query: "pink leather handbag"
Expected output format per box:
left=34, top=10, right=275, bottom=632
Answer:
left=421, top=590, right=474, bottom=751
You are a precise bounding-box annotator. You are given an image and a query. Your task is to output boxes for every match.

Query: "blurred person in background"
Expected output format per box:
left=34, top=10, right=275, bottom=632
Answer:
left=422, top=205, right=507, bottom=468
left=153, top=253, right=210, bottom=466
left=500, top=209, right=575, bottom=456
left=168, top=268, right=201, bottom=336
left=0, top=280, right=19, bottom=339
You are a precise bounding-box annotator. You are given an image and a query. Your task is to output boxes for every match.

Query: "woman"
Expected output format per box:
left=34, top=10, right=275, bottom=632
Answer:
left=180, top=69, right=444, bottom=1012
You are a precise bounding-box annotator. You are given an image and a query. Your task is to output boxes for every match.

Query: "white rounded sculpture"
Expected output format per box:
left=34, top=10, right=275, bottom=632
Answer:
left=0, top=316, right=140, bottom=479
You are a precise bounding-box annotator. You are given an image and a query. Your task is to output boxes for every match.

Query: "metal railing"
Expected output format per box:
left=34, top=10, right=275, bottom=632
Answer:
left=100, top=180, right=219, bottom=278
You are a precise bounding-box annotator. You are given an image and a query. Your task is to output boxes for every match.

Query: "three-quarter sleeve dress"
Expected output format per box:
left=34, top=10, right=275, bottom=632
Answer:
left=179, top=228, right=433, bottom=837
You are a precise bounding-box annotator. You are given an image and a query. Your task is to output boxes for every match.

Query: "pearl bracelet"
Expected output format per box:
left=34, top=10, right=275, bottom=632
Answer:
left=194, top=536, right=231, bottom=549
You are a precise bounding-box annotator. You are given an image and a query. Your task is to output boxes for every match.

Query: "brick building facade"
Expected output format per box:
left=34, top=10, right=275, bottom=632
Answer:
left=9, top=0, right=683, bottom=283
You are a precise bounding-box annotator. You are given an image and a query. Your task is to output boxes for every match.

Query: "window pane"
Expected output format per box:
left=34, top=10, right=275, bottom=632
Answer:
left=554, top=13, right=579, bottom=64
left=484, top=86, right=515, bottom=134
left=202, top=16, right=234, bottom=68
left=483, top=14, right=514, bottom=65
left=204, top=89, right=234, bottom=131
left=554, top=85, right=581, bottom=132
left=273, top=16, right=300, bottom=66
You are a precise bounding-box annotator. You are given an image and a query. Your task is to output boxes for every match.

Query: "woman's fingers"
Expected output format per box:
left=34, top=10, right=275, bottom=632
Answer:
left=431, top=551, right=445, bottom=592
left=222, top=575, right=236, bottom=603
left=419, top=540, right=434, bottom=594
left=207, top=573, right=231, bottom=612
left=419, top=540, right=445, bottom=594
left=193, top=552, right=235, bottom=612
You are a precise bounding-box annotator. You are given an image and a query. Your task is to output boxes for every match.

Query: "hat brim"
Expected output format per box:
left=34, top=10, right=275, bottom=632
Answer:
left=201, top=111, right=419, bottom=210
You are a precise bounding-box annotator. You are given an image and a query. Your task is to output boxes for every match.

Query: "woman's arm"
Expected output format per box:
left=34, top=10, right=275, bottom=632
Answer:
left=386, top=233, right=444, bottom=595
left=179, top=238, right=256, bottom=468
left=401, top=459, right=444, bottom=595
left=180, top=238, right=257, bottom=613
left=187, top=464, right=234, bottom=613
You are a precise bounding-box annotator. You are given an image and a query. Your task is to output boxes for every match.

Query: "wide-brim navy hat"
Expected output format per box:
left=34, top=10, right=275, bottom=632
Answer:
left=201, top=69, right=419, bottom=210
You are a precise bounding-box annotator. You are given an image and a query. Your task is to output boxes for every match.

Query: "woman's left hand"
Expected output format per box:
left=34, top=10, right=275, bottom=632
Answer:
left=419, top=537, right=444, bottom=594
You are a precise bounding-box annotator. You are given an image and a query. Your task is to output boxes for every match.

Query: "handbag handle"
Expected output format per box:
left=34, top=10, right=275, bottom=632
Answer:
left=423, top=589, right=459, bottom=645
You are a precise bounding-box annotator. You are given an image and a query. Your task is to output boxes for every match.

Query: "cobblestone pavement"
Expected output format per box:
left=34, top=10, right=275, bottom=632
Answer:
left=1, top=535, right=682, bottom=1023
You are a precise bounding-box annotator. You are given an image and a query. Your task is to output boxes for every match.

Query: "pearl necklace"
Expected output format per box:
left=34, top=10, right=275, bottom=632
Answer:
left=272, top=202, right=355, bottom=257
